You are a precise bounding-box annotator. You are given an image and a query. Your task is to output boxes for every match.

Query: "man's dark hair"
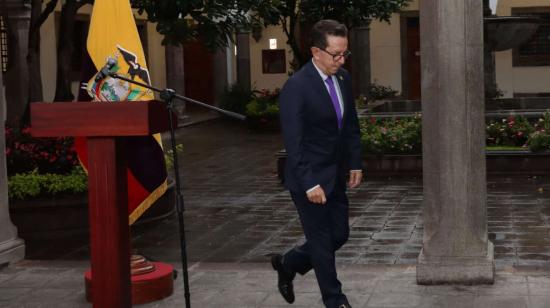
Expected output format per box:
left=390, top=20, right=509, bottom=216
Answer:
left=310, top=19, right=348, bottom=50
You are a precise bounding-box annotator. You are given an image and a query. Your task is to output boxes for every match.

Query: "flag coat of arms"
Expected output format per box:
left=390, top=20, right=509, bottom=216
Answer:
left=76, top=0, right=168, bottom=225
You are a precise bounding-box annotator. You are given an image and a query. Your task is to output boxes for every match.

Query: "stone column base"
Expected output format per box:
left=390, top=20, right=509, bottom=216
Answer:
left=416, top=241, right=494, bottom=285
left=0, top=238, right=25, bottom=266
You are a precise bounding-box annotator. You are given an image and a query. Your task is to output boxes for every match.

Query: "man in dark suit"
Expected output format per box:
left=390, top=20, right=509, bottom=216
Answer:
left=272, top=19, right=362, bottom=308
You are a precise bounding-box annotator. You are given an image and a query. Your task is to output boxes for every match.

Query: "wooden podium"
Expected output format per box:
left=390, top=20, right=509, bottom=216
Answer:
left=31, top=101, right=174, bottom=308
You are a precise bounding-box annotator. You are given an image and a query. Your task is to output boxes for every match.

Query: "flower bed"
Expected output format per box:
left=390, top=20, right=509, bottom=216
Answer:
left=5, top=124, right=176, bottom=239
left=360, top=112, right=550, bottom=154
left=277, top=149, right=550, bottom=179
left=277, top=112, right=550, bottom=179
left=245, top=88, right=280, bottom=131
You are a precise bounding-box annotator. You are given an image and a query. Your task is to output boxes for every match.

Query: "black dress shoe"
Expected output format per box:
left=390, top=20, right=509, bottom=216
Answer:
left=271, top=254, right=296, bottom=303
left=338, top=304, right=352, bottom=308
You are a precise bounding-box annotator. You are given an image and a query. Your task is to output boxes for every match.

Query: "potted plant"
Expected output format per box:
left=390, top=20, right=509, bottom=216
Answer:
left=245, top=88, right=281, bottom=131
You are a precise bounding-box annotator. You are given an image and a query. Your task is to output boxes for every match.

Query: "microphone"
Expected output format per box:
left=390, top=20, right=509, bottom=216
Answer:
left=94, top=58, right=117, bottom=82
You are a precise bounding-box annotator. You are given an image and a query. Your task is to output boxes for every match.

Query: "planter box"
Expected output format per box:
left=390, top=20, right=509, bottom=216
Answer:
left=276, top=150, right=550, bottom=180
left=246, top=115, right=280, bottom=132
left=9, top=180, right=176, bottom=240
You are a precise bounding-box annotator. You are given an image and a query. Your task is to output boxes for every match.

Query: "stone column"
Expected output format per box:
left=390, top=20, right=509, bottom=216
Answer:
left=0, top=70, right=25, bottom=266
left=236, top=31, right=251, bottom=92
left=213, top=47, right=228, bottom=106
left=416, top=0, right=494, bottom=284
left=165, top=45, right=187, bottom=124
left=4, top=0, right=31, bottom=126
left=350, top=25, right=371, bottom=98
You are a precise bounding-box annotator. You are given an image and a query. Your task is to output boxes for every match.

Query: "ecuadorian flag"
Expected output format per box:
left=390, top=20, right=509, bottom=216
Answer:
left=76, top=0, right=168, bottom=225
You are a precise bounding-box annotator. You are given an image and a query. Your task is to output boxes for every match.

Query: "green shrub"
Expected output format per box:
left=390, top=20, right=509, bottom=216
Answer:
left=527, top=112, right=550, bottom=152
left=245, top=88, right=280, bottom=118
left=360, top=112, right=550, bottom=154
left=360, top=115, right=422, bottom=155
left=527, top=131, right=550, bottom=152
left=355, top=94, right=368, bottom=109
left=8, top=167, right=88, bottom=200
left=365, top=83, right=399, bottom=102
left=486, top=115, right=533, bottom=147
left=5, top=125, right=78, bottom=176
left=220, top=83, right=254, bottom=115
left=164, top=144, right=184, bottom=171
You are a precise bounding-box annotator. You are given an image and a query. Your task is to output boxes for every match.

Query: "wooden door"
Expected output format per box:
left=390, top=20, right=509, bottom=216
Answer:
left=406, top=18, right=421, bottom=100
left=184, top=39, right=215, bottom=109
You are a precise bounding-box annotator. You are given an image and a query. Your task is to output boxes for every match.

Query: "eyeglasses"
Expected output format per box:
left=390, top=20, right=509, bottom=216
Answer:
left=318, top=48, right=352, bottom=62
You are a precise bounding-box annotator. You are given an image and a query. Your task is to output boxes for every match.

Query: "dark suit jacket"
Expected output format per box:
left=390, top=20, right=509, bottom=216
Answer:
left=279, top=60, right=362, bottom=196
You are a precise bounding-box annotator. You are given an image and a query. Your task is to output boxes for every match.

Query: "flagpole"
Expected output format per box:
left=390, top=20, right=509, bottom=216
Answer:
left=109, top=73, right=246, bottom=308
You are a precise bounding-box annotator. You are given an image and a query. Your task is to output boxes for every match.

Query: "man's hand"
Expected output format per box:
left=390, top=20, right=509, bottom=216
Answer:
left=348, top=170, right=362, bottom=189
left=307, top=186, right=327, bottom=205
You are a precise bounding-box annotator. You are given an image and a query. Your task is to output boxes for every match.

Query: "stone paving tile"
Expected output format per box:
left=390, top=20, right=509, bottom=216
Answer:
left=0, top=287, right=33, bottom=302
left=364, top=292, right=424, bottom=307
left=5, top=262, right=550, bottom=307
left=530, top=296, right=550, bottom=308
left=473, top=296, right=529, bottom=308
left=17, top=118, right=550, bottom=269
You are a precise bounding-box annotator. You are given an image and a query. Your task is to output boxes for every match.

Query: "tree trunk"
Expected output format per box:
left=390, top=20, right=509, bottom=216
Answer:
left=28, top=0, right=43, bottom=103
left=53, top=0, right=80, bottom=102
left=284, top=14, right=306, bottom=69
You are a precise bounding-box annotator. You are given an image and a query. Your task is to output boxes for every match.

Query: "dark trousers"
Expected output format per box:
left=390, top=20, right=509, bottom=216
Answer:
left=282, top=187, right=350, bottom=308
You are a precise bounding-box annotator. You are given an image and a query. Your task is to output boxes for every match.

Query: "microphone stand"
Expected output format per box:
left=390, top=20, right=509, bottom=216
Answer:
left=109, top=73, right=245, bottom=308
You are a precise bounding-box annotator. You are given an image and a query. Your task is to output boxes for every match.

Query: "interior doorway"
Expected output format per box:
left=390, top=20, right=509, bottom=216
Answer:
left=405, top=17, right=421, bottom=100
left=183, top=39, right=215, bottom=110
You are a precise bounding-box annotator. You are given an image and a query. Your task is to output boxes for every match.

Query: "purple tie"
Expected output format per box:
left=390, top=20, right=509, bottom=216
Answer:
left=325, top=76, right=343, bottom=129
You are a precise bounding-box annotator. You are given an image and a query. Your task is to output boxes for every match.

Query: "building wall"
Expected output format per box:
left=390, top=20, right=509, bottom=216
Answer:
left=369, top=0, right=418, bottom=95
left=495, top=0, right=550, bottom=97
left=249, top=25, right=293, bottom=91
left=248, top=1, right=421, bottom=94
left=39, top=3, right=166, bottom=102
left=369, top=0, right=550, bottom=98
left=369, top=14, right=403, bottom=93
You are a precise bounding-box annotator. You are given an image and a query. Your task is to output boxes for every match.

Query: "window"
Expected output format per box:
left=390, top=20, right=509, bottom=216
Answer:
left=512, top=8, right=550, bottom=67
left=0, top=16, right=8, bottom=73
left=262, top=49, right=286, bottom=74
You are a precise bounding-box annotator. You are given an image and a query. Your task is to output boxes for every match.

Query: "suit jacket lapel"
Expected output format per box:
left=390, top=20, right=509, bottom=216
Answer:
left=305, top=61, right=342, bottom=129
left=335, top=71, right=348, bottom=129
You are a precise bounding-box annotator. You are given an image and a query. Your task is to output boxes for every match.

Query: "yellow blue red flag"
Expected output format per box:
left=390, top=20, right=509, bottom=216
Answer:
left=77, top=0, right=168, bottom=225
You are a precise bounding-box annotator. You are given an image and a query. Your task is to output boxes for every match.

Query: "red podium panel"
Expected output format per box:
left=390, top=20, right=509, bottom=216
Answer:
left=31, top=100, right=172, bottom=137
left=31, top=101, right=172, bottom=308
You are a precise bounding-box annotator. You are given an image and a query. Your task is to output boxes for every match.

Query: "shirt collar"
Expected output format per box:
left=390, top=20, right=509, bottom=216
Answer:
left=312, top=59, right=331, bottom=82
